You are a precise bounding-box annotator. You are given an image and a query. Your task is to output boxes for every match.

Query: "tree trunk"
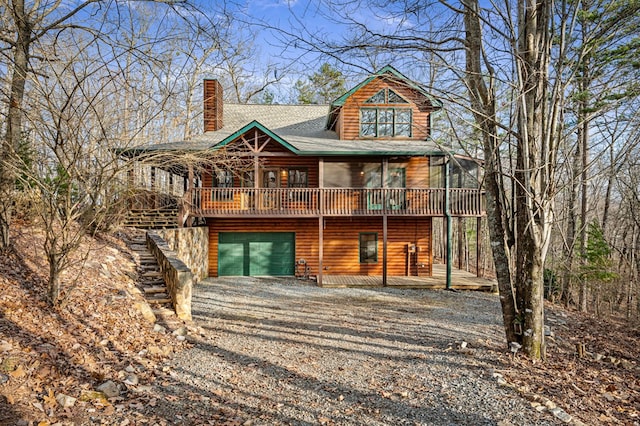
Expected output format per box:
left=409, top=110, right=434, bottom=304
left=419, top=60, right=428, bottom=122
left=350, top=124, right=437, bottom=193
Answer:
left=48, top=253, right=61, bottom=305
left=1, top=0, right=31, bottom=250
left=462, top=0, right=518, bottom=346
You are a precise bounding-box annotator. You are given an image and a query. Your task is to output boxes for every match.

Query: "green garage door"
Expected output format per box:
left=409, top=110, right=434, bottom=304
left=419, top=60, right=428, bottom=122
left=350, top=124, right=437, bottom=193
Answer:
left=218, top=232, right=295, bottom=276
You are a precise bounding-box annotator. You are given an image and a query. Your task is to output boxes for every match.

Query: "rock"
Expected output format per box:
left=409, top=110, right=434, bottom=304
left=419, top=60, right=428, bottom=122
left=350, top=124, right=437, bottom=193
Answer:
left=56, top=393, right=77, bottom=408
left=619, top=359, right=633, bottom=369
left=0, top=373, right=8, bottom=384
left=543, top=400, right=556, bottom=410
left=593, top=353, right=604, bottom=361
left=459, top=341, right=468, bottom=349
left=96, top=380, right=120, bottom=398
left=125, top=365, right=136, bottom=373
left=147, top=345, right=164, bottom=356
left=134, top=301, right=157, bottom=324
left=176, top=335, right=186, bottom=342
left=172, top=327, right=187, bottom=336
left=550, top=407, right=572, bottom=423
left=124, top=374, right=139, bottom=386
left=544, top=325, right=553, bottom=337
left=153, top=324, right=166, bottom=334
left=99, top=339, right=109, bottom=346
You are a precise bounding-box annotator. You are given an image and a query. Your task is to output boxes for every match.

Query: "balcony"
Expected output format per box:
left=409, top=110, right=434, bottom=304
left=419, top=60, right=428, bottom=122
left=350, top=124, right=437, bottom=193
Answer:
left=183, top=188, right=485, bottom=218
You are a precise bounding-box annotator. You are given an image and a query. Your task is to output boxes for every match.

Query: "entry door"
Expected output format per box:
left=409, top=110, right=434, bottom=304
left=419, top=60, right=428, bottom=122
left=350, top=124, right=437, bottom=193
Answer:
left=388, top=168, right=406, bottom=209
left=261, top=169, right=280, bottom=209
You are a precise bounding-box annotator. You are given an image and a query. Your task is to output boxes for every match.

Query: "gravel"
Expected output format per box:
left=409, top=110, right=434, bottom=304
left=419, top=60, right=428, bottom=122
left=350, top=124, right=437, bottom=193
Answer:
left=153, top=277, right=560, bottom=425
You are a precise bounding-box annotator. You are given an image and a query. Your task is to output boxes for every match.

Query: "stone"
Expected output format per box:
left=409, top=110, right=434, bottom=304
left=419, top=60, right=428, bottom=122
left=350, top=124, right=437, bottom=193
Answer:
left=56, top=393, right=77, bottom=408
left=172, top=327, right=187, bottom=336
left=543, top=400, right=556, bottom=410
left=153, top=324, right=166, bottom=334
left=0, top=340, right=12, bottom=352
left=125, top=365, right=136, bottom=373
left=124, top=374, right=139, bottom=386
left=96, top=380, right=120, bottom=398
left=619, top=359, right=633, bottom=370
left=0, top=373, right=8, bottom=384
left=134, top=301, right=157, bottom=324
left=550, top=407, right=572, bottom=423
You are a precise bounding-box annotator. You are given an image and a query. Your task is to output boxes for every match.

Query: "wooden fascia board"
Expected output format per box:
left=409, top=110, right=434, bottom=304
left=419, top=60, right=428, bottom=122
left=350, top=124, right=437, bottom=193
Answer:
left=212, top=120, right=301, bottom=154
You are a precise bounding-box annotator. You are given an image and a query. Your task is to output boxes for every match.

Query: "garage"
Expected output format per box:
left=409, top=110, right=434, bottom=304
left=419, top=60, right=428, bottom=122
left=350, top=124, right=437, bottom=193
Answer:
left=218, top=232, right=295, bottom=276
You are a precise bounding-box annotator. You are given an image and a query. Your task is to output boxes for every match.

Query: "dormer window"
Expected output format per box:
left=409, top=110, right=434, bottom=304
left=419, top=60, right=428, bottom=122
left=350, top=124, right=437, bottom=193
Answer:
left=360, top=88, right=412, bottom=137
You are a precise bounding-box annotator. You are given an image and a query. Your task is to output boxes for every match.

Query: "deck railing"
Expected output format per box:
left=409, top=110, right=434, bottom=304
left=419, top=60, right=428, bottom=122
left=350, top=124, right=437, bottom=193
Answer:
left=184, top=187, right=485, bottom=217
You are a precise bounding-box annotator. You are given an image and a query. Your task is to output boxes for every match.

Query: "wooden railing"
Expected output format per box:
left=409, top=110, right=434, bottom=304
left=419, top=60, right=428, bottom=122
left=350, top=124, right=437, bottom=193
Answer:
left=184, top=188, right=485, bottom=217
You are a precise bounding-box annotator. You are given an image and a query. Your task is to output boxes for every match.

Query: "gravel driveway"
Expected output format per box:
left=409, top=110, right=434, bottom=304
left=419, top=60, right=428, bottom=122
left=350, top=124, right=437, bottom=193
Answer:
left=158, top=277, right=559, bottom=426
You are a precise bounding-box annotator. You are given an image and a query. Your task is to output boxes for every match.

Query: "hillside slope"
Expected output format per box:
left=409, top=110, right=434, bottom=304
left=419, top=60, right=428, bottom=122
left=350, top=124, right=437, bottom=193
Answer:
left=0, top=223, right=187, bottom=425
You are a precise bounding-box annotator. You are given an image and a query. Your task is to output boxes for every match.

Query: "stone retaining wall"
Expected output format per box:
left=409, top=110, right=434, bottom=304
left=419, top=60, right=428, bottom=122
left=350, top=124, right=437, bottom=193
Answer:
left=146, top=232, right=193, bottom=321
left=155, top=227, right=208, bottom=282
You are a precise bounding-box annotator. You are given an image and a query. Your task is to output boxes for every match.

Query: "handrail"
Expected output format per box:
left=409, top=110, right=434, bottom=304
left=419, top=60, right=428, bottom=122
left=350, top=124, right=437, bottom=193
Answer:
left=183, top=187, right=486, bottom=217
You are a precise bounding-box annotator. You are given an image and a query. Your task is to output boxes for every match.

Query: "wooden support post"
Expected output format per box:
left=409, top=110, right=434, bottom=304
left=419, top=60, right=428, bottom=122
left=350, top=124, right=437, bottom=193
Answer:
left=477, top=216, right=482, bottom=277
left=383, top=215, right=388, bottom=287
left=318, top=217, right=324, bottom=286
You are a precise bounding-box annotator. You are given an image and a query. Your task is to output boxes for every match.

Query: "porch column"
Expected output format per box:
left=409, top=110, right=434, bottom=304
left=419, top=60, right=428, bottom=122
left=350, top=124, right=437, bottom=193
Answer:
left=382, top=158, right=388, bottom=286
left=445, top=157, right=452, bottom=290
left=318, top=217, right=324, bottom=286
left=318, top=158, right=324, bottom=286
left=383, top=215, right=388, bottom=286
left=477, top=216, right=482, bottom=277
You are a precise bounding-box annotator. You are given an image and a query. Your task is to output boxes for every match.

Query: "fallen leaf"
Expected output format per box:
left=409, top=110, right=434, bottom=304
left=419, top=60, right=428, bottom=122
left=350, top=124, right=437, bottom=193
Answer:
left=9, top=365, right=26, bottom=378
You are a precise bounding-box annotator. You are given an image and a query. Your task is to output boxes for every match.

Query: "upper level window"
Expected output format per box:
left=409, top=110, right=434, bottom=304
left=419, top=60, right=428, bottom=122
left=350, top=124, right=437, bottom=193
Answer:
left=361, top=108, right=412, bottom=137
left=361, top=88, right=412, bottom=137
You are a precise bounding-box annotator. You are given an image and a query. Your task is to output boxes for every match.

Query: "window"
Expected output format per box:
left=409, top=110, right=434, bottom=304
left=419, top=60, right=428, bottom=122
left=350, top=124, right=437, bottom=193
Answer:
left=361, top=88, right=411, bottom=137
left=360, top=108, right=412, bottom=137
left=287, top=168, right=308, bottom=188
left=213, top=169, right=233, bottom=201
left=364, top=88, right=408, bottom=104
left=359, top=233, right=378, bottom=263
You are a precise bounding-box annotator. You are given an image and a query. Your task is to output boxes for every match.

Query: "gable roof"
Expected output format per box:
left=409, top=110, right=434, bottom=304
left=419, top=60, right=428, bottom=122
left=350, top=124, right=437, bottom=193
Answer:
left=326, top=65, right=442, bottom=131
left=330, top=65, right=443, bottom=109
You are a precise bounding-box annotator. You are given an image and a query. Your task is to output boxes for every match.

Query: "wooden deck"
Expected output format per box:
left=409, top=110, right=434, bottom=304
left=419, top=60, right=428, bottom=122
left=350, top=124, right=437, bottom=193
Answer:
left=320, top=264, right=497, bottom=291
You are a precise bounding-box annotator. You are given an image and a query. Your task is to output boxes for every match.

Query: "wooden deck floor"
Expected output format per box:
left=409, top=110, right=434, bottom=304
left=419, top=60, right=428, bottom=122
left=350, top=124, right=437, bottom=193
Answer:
left=320, top=264, right=497, bottom=291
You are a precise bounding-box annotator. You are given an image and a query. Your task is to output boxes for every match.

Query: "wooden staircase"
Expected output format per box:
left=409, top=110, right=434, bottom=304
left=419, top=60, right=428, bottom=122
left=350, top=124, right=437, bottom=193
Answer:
left=124, top=208, right=179, bottom=229
left=128, top=233, right=173, bottom=311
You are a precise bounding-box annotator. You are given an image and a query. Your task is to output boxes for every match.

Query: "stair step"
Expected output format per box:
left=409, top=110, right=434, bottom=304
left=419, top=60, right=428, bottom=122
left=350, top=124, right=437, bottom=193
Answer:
left=152, top=308, right=175, bottom=317
left=142, top=271, right=163, bottom=278
left=148, top=297, right=171, bottom=304
left=143, top=286, right=167, bottom=294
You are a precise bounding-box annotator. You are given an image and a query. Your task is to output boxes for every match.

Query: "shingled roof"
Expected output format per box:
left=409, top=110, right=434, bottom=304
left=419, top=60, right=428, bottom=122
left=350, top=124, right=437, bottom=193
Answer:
left=137, top=103, right=444, bottom=156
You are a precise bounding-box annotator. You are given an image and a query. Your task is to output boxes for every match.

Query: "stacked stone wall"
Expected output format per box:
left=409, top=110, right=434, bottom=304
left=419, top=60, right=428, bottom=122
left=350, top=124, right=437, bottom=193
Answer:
left=146, top=232, right=193, bottom=321
left=155, top=227, right=208, bottom=282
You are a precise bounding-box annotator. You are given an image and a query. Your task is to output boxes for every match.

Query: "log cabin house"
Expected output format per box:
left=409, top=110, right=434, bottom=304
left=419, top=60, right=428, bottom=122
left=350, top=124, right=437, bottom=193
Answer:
left=125, top=65, right=485, bottom=286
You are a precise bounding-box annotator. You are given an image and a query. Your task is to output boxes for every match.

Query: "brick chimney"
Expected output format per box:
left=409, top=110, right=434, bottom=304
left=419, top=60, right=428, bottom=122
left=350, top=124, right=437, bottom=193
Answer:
left=203, top=79, right=223, bottom=132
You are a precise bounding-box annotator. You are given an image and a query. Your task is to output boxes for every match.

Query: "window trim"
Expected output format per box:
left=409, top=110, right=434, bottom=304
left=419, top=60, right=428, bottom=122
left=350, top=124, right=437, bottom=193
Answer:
left=359, top=232, right=378, bottom=264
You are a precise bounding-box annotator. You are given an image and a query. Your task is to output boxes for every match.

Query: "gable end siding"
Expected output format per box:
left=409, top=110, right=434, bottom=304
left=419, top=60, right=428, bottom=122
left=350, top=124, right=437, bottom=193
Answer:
left=337, top=78, right=432, bottom=140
